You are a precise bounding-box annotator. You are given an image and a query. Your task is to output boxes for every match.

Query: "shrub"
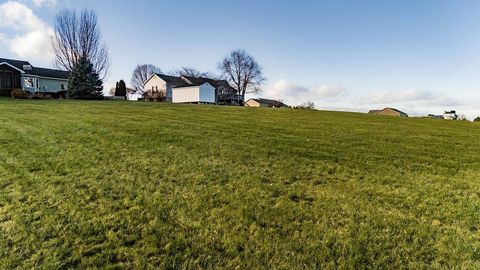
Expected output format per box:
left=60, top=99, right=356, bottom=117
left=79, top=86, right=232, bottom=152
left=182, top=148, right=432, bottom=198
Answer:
left=474, top=117, right=480, bottom=122
left=11, top=89, right=30, bottom=99
left=293, top=101, right=315, bottom=110
left=143, top=90, right=166, bottom=102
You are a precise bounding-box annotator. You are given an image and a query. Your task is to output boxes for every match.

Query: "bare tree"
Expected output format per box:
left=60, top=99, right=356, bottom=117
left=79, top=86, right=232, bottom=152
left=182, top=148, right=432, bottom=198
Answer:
left=219, top=49, right=266, bottom=101
left=130, top=64, right=162, bottom=97
left=171, top=67, right=218, bottom=79
left=52, top=9, right=109, bottom=80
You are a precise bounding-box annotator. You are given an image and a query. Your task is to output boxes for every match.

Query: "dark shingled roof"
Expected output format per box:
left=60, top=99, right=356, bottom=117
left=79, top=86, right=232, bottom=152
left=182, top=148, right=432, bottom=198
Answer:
left=155, top=74, right=187, bottom=87
left=152, top=74, right=237, bottom=93
left=182, top=76, right=234, bottom=89
left=30, top=67, right=70, bottom=79
left=0, top=58, right=31, bottom=70
left=0, top=57, right=70, bottom=79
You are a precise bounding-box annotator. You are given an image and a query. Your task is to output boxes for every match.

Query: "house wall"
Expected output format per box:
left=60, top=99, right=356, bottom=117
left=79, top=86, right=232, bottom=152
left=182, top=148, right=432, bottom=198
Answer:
left=172, top=86, right=200, bottom=103
left=144, top=75, right=170, bottom=100
left=245, top=99, right=261, bottom=107
left=173, top=83, right=216, bottom=104
left=37, top=78, right=68, bottom=92
left=21, top=75, right=68, bottom=93
left=376, top=109, right=406, bottom=117
left=199, top=83, right=216, bottom=103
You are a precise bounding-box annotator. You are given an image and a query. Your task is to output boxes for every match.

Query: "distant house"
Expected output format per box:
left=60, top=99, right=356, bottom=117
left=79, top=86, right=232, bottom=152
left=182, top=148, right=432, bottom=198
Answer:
left=368, top=107, right=408, bottom=117
left=428, top=114, right=444, bottom=119
left=443, top=110, right=458, bottom=120
left=0, top=58, right=69, bottom=96
left=245, top=98, right=289, bottom=108
left=143, top=73, right=242, bottom=105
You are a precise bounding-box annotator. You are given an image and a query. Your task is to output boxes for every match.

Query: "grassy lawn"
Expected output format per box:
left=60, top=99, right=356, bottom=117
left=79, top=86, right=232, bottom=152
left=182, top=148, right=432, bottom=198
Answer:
left=1, top=99, right=480, bottom=269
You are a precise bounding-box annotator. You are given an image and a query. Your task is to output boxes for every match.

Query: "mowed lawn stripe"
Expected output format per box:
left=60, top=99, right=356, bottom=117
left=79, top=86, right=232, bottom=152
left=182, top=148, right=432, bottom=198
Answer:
left=0, top=99, right=479, bottom=268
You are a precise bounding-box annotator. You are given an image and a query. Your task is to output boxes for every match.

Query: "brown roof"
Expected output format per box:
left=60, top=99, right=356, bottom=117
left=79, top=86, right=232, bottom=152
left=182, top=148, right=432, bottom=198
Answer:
left=249, top=98, right=289, bottom=107
left=369, top=107, right=408, bottom=116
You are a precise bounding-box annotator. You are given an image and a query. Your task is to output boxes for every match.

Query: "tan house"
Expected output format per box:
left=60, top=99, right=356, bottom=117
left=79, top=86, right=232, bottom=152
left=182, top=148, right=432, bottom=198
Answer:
left=245, top=98, right=289, bottom=108
left=368, top=107, right=408, bottom=117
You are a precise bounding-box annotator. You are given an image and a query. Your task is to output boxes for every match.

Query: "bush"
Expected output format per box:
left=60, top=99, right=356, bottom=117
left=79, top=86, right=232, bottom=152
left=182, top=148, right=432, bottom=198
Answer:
left=11, top=89, right=30, bottom=99
left=143, top=90, right=166, bottom=102
left=474, top=117, right=480, bottom=122
left=293, top=101, right=315, bottom=110
left=32, top=92, right=56, bottom=99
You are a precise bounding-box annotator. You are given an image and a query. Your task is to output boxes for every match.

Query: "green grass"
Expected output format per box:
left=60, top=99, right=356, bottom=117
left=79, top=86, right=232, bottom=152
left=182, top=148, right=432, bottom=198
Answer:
left=1, top=99, right=480, bottom=269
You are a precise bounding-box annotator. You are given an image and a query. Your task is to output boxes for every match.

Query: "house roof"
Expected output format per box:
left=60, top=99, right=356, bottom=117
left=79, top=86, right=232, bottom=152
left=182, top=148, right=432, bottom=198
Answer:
left=370, top=107, right=407, bottom=116
left=155, top=73, right=187, bottom=87
left=383, top=107, right=407, bottom=115
left=152, top=73, right=236, bottom=92
left=249, top=98, right=289, bottom=107
left=0, top=57, right=69, bottom=79
left=30, top=67, right=70, bottom=79
left=0, top=58, right=31, bottom=71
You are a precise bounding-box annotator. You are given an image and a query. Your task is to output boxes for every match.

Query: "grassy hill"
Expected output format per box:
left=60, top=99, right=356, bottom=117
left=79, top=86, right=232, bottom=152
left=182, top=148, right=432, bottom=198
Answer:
left=1, top=99, right=479, bottom=269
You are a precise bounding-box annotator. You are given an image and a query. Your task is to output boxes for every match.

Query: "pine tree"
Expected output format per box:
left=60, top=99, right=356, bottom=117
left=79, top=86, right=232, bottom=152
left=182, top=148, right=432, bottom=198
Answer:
left=115, top=80, right=127, bottom=99
left=68, top=57, right=104, bottom=100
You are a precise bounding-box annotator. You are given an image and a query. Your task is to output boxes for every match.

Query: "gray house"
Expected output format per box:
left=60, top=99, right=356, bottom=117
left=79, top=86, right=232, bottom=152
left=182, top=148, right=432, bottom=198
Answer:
left=0, top=58, right=69, bottom=96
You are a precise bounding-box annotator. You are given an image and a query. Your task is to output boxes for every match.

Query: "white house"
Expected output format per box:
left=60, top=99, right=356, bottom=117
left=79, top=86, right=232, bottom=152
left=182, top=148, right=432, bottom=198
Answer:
left=443, top=110, right=458, bottom=120
left=0, top=58, right=69, bottom=96
left=143, top=73, right=242, bottom=105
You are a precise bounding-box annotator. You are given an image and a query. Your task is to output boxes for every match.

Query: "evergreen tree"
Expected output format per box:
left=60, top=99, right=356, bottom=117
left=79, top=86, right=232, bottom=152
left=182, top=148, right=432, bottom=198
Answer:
left=115, top=80, right=127, bottom=99
left=68, top=57, right=103, bottom=100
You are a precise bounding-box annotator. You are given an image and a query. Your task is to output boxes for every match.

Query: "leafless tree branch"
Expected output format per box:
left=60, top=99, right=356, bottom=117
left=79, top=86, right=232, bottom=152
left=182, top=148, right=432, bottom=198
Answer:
left=130, top=64, right=162, bottom=97
left=218, top=49, right=266, bottom=99
left=52, top=9, right=110, bottom=80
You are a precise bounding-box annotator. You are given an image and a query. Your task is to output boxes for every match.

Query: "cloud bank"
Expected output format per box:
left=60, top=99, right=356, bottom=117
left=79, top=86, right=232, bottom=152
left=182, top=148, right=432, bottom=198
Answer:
left=261, top=79, right=347, bottom=105
left=31, top=0, right=57, bottom=7
left=0, top=1, right=54, bottom=61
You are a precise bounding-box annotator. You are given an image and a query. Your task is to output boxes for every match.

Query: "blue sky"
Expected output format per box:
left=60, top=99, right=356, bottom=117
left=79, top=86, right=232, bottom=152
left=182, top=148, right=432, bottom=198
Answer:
left=1, top=0, right=480, bottom=118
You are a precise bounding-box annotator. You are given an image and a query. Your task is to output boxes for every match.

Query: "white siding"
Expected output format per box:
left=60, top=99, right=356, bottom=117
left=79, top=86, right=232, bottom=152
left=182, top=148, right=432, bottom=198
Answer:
left=172, top=83, right=216, bottom=103
left=199, top=83, right=216, bottom=103
left=144, top=75, right=167, bottom=93
left=172, top=86, right=200, bottom=103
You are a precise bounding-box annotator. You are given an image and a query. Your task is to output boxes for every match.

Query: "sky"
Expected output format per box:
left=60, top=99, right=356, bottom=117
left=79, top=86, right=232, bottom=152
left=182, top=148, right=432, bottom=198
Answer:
left=1, top=0, right=480, bottom=118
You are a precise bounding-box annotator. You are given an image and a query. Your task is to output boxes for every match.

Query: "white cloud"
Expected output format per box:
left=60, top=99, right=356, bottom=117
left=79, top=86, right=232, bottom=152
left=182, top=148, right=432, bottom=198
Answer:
left=0, top=1, right=54, bottom=61
left=31, top=0, right=57, bottom=7
left=357, top=89, right=436, bottom=104
left=261, top=79, right=347, bottom=105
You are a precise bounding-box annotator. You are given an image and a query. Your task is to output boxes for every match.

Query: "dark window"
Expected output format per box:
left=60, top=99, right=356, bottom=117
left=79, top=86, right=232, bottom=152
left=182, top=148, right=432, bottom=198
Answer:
left=0, top=72, right=13, bottom=89
left=61, top=84, right=65, bottom=90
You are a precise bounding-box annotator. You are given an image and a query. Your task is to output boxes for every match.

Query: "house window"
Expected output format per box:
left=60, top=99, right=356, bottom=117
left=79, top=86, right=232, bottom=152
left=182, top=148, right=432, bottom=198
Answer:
left=24, top=77, right=34, bottom=88
left=152, top=86, right=154, bottom=91
left=61, top=84, right=65, bottom=90
left=155, top=86, right=158, bottom=91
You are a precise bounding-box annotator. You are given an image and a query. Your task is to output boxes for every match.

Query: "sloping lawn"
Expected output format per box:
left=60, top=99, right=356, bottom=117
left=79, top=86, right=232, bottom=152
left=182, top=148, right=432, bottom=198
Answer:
left=0, top=99, right=479, bottom=269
